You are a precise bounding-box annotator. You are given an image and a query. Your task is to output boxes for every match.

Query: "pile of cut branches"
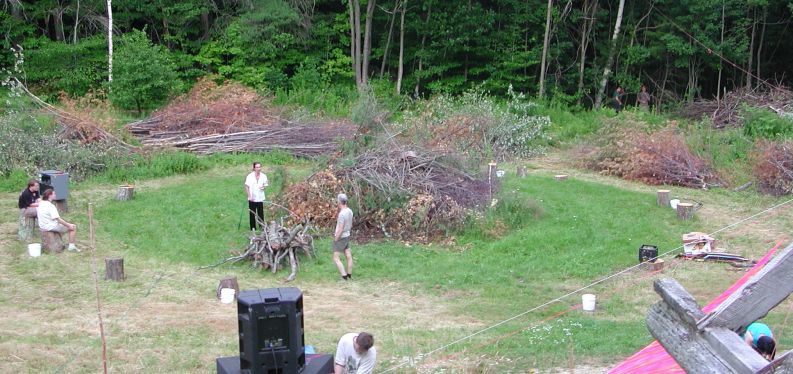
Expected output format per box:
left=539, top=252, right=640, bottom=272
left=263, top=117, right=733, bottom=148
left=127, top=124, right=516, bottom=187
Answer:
left=678, top=85, right=793, bottom=128
left=126, top=78, right=354, bottom=156
left=281, top=144, right=492, bottom=241
left=580, top=118, right=722, bottom=188
left=209, top=218, right=314, bottom=281
left=752, top=140, right=793, bottom=196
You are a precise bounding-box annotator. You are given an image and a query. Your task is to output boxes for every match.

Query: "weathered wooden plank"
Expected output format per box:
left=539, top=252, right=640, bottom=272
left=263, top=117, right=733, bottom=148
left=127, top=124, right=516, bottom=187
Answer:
left=647, top=301, right=736, bottom=373
left=758, top=350, right=793, bottom=374
left=702, top=327, right=769, bottom=373
left=698, top=242, right=793, bottom=332
left=654, top=278, right=706, bottom=325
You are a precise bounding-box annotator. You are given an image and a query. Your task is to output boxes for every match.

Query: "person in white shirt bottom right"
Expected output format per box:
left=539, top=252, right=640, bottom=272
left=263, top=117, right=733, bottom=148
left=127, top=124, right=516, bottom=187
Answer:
left=334, top=332, right=376, bottom=374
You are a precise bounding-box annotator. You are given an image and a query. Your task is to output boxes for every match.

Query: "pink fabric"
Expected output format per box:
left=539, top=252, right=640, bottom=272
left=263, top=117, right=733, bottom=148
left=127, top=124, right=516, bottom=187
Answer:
left=608, top=241, right=783, bottom=374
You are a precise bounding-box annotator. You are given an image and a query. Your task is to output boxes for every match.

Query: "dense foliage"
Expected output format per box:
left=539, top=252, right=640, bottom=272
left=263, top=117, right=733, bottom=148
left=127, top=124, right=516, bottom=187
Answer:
left=2, top=0, right=792, bottom=107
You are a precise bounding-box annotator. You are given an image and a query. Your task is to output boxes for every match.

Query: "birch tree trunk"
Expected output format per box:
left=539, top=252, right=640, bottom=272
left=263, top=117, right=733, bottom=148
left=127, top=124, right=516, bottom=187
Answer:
left=396, top=0, right=407, bottom=94
left=538, top=0, right=553, bottom=98
left=756, top=7, right=767, bottom=89
left=73, top=0, right=80, bottom=44
left=107, top=0, right=113, bottom=83
left=361, top=0, right=377, bottom=87
left=348, top=0, right=361, bottom=86
left=746, top=8, right=756, bottom=89
left=717, top=1, right=725, bottom=103
left=576, top=0, right=596, bottom=105
left=594, top=0, right=625, bottom=110
left=380, top=0, right=401, bottom=78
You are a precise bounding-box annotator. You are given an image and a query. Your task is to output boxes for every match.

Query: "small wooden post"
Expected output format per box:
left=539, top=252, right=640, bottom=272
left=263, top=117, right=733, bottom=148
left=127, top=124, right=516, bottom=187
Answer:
left=516, top=165, right=527, bottom=178
left=105, top=257, right=125, bottom=281
left=116, top=185, right=134, bottom=201
left=41, top=231, right=65, bottom=253
left=677, top=203, right=694, bottom=220
left=657, top=189, right=671, bottom=207
left=216, top=276, right=240, bottom=299
left=555, top=174, right=568, bottom=181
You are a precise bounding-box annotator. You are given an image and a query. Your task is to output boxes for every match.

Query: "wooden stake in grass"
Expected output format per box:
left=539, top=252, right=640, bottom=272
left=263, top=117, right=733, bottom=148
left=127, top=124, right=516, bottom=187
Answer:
left=517, top=165, right=527, bottom=178
left=676, top=203, right=694, bottom=220
left=116, top=185, right=134, bottom=201
left=657, top=189, right=671, bottom=207
left=88, top=203, right=109, bottom=374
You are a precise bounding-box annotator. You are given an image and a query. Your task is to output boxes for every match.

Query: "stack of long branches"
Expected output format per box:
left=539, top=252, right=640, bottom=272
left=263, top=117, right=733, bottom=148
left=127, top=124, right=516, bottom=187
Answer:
left=678, top=85, right=793, bottom=128
left=209, top=218, right=314, bottom=281
left=126, top=79, right=354, bottom=156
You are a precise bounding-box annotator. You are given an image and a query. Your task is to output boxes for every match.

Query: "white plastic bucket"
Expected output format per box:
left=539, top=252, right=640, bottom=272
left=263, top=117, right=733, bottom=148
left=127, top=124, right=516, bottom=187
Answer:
left=28, top=243, right=41, bottom=257
left=582, top=294, right=597, bottom=312
left=220, top=288, right=236, bottom=304
left=670, top=199, right=680, bottom=210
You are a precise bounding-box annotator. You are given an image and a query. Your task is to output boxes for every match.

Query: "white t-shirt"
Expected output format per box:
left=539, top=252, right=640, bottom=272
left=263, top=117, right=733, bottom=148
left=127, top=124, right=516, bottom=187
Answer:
left=334, top=333, right=376, bottom=374
left=244, top=172, right=268, bottom=202
left=336, top=207, right=353, bottom=238
left=37, top=200, right=61, bottom=231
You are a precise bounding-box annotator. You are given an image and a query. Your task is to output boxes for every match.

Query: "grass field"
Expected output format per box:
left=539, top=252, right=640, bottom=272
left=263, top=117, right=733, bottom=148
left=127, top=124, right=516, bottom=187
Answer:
left=2, top=156, right=793, bottom=373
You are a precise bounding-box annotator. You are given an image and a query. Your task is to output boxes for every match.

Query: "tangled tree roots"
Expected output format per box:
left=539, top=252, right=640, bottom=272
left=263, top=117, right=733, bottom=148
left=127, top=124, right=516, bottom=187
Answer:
left=209, top=218, right=314, bottom=281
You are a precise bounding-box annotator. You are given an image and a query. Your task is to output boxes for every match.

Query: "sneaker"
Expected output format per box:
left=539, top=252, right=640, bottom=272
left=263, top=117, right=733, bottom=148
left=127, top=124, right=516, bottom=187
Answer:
left=68, top=244, right=81, bottom=252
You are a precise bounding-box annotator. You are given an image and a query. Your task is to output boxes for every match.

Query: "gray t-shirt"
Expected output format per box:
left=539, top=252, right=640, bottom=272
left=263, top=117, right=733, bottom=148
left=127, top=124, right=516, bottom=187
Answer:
left=336, top=207, right=353, bottom=238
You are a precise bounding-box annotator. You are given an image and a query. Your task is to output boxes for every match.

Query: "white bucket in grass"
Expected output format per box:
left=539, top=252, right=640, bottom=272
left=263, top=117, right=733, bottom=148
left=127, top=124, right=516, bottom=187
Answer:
left=582, top=294, right=597, bottom=312
left=670, top=199, right=680, bottom=210
left=220, top=288, right=236, bottom=304
left=28, top=243, right=41, bottom=257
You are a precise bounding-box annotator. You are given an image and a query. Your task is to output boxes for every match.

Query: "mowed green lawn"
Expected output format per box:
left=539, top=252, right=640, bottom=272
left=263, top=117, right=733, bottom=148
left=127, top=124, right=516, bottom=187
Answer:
left=3, top=161, right=792, bottom=372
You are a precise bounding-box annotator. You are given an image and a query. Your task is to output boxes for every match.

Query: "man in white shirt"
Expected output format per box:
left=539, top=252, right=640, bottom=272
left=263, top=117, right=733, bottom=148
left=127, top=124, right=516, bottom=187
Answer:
left=37, top=189, right=79, bottom=252
left=334, top=332, right=376, bottom=374
left=244, top=162, right=268, bottom=231
left=333, top=193, right=354, bottom=280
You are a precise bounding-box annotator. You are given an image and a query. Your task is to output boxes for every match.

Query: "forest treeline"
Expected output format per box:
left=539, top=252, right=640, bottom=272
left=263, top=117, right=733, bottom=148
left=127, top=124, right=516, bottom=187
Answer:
left=2, top=0, right=793, bottom=111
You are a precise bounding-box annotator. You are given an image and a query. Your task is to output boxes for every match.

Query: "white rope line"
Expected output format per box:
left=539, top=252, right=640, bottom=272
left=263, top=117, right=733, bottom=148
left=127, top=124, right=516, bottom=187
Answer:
left=379, top=196, right=793, bottom=373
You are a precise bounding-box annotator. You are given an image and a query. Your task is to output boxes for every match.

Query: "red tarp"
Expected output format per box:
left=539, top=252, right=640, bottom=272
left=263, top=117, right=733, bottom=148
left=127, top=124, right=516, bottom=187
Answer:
left=608, top=241, right=783, bottom=373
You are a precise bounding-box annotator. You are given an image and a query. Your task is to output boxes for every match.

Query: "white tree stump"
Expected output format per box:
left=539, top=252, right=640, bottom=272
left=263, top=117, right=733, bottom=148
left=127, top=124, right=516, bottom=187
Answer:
left=41, top=231, right=65, bottom=253
left=516, top=165, right=527, bottom=177
left=116, top=185, right=134, bottom=201
left=677, top=203, right=694, bottom=220
left=105, top=257, right=125, bottom=281
left=555, top=174, right=568, bottom=181
left=657, top=189, right=671, bottom=207
left=216, top=276, right=239, bottom=299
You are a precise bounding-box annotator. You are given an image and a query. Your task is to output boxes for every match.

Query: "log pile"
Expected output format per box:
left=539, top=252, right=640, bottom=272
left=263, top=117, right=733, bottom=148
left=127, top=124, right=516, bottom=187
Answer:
left=217, top=218, right=314, bottom=281
left=125, top=78, right=354, bottom=157
left=678, top=86, right=793, bottom=128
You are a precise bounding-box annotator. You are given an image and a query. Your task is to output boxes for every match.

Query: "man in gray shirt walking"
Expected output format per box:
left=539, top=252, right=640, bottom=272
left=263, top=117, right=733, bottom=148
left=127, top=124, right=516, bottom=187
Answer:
left=333, top=193, right=354, bottom=280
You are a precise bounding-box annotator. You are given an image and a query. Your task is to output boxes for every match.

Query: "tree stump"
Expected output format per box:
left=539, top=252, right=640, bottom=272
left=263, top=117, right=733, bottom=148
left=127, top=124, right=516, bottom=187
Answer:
left=18, top=216, right=37, bottom=241
left=640, top=259, right=665, bottom=272
left=116, top=185, right=134, bottom=201
left=105, top=257, right=125, bottom=281
left=216, top=276, right=240, bottom=299
left=41, top=231, right=65, bottom=253
left=657, top=189, right=671, bottom=207
left=516, top=165, right=527, bottom=178
left=555, top=174, right=568, bottom=181
left=676, top=203, right=694, bottom=220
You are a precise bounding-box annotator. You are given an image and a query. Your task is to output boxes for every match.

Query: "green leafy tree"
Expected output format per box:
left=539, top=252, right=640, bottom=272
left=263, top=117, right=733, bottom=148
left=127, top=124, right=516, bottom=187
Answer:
left=109, top=30, right=180, bottom=112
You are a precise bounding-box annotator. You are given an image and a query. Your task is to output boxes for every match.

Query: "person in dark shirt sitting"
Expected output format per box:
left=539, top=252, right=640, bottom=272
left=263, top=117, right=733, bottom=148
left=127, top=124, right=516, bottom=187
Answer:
left=18, top=179, right=40, bottom=218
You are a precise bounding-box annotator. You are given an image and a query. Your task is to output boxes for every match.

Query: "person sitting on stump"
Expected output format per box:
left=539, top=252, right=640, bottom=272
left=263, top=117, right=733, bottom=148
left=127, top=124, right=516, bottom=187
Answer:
left=37, top=189, right=79, bottom=252
left=334, top=332, right=376, bottom=374
left=18, top=179, right=40, bottom=217
left=743, top=322, right=776, bottom=360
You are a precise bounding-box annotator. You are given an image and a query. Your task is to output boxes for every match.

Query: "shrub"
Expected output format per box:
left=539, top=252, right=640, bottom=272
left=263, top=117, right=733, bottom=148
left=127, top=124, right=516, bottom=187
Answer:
left=743, top=106, right=793, bottom=139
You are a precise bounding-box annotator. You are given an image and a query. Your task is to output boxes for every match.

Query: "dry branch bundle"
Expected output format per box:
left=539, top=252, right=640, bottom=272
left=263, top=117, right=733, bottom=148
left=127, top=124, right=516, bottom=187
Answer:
left=678, top=85, right=793, bottom=128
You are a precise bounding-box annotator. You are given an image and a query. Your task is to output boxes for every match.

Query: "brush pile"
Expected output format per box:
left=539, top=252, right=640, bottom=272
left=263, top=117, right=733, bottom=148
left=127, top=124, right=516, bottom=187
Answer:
left=126, top=78, right=354, bottom=156
left=678, top=86, right=793, bottom=128
left=281, top=143, right=493, bottom=242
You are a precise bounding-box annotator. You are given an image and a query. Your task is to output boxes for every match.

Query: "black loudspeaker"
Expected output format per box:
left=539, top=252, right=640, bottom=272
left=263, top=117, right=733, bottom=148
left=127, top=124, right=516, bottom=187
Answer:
left=639, top=244, right=658, bottom=263
left=237, top=288, right=305, bottom=374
